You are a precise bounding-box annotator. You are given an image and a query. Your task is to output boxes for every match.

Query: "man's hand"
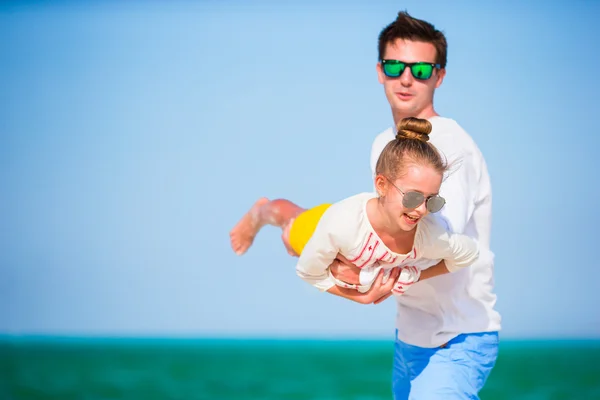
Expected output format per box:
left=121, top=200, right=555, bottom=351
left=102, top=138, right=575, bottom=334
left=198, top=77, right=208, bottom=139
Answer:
left=329, top=254, right=361, bottom=285
left=361, top=267, right=401, bottom=304
left=329, top=254, right=402, bottom=304
left=326, top=266, right=401, bottom=305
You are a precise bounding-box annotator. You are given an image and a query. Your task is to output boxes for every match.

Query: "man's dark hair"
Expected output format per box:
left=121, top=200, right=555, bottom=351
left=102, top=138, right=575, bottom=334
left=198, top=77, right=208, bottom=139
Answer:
left=378, top=11, right=448, bottom=68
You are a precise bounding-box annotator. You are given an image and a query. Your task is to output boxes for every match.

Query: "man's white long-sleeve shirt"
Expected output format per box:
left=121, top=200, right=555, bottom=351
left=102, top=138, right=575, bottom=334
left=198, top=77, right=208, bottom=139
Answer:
left=296, top=192, right=479, bottom=294
left=370, top=116, right=501, bottom=348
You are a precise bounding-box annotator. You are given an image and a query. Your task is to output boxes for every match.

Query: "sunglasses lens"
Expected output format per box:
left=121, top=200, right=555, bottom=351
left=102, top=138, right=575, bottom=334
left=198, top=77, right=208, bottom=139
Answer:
left=402, top=191, right=425, bottom=209
left=426, top=196, right=446, bottom=213
left=411, top=63, right=434, bottom=80
left=383, top=61, right=405, bottom=77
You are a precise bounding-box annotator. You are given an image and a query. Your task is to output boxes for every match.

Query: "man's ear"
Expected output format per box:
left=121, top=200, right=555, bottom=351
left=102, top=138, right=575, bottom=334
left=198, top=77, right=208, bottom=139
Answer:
left=435, top=68, right=446, bottom=89
left=376, top=62, right=385, bottom=84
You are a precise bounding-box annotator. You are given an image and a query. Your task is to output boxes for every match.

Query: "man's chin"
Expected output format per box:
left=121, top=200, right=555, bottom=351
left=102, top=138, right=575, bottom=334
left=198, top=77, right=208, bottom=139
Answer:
left=391, top=102, right=417, bottom=114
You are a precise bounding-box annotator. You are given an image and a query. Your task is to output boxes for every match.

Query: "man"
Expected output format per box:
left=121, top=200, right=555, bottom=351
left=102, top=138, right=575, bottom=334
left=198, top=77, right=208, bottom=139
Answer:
left=331, top=11, right=501, bottom=399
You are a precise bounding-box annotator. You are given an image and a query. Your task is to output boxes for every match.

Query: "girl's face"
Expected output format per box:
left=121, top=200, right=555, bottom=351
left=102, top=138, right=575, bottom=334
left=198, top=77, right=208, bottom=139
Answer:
left=376, top=163, right=443, bottom=232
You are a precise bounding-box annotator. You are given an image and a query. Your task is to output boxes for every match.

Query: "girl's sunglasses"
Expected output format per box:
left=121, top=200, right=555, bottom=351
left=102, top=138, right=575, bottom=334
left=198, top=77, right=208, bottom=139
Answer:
left=381, top=60, right=441, bottom=80
left=387, top=178, right=446, bottom=213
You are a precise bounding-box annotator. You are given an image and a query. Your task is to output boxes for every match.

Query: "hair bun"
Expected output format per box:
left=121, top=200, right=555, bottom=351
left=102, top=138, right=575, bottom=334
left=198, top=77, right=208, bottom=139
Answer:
left=395, top=117, right=432, bottom=142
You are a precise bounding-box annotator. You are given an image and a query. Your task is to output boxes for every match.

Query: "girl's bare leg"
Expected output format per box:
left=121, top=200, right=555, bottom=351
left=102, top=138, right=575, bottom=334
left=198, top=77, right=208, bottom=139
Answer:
left=230, top=198, right=305, bottom=256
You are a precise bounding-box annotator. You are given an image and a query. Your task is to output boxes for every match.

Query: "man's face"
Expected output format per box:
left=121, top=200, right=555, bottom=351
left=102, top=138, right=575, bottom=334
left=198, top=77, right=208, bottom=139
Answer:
left=377, top=39, right=445, bottom=119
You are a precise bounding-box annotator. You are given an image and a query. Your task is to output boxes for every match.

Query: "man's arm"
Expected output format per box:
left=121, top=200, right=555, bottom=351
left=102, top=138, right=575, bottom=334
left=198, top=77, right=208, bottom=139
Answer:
left=419, top=261, right=450, bottom=281
left=327, top=268, right=401, bottom=304
left=330, top=257, right=448, bottom=298
left=297, top=241, right=402, bottom=304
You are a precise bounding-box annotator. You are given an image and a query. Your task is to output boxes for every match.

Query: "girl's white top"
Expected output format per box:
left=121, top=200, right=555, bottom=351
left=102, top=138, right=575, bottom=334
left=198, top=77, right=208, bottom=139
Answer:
left=296, top=192, right=479, bottom=297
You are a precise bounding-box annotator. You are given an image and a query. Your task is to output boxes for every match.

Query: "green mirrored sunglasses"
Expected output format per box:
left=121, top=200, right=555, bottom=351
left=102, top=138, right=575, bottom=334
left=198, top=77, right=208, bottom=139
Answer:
left=381, top=60, right=441, bottom=80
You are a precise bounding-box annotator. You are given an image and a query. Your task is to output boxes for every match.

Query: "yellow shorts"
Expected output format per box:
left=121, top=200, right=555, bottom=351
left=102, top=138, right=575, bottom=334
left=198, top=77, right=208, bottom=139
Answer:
left=288, top=203, right=332, bottom=255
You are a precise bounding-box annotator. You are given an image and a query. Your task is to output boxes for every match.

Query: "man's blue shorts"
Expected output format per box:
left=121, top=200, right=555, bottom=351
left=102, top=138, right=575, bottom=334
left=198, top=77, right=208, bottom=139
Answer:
left=392, top=331, right=499, bottom=399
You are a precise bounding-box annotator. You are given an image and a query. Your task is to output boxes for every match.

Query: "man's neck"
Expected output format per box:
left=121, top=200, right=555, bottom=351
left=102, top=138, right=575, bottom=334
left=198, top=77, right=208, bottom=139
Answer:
left=392, top=107, right=439, bottom=129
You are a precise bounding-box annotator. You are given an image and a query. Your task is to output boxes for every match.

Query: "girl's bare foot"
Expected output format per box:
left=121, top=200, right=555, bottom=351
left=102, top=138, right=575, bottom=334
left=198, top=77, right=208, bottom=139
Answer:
left=230, top=198, right=270, bottom=255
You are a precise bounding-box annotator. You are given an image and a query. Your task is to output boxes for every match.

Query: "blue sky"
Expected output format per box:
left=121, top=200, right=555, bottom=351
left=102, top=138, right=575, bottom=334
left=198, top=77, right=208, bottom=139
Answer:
left=1, top=0, right=599, bottom=339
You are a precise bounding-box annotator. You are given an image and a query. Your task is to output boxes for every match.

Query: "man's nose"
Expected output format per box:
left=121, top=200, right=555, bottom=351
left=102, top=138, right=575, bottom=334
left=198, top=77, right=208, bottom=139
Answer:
left=400, top=66, right=413, bottom=86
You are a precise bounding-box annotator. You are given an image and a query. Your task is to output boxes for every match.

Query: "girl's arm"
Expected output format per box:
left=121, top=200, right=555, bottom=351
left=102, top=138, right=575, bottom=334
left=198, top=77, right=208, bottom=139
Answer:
left=295, top=204, right=351, bottom=292
left=296, top=202, right=401, bottom=304
left=421, top=215, right=480, bottom=273
left=393, top=219, right=479, bottom=294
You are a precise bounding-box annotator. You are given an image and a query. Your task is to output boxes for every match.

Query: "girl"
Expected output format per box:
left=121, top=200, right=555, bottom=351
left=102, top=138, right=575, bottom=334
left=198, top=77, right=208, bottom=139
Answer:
left=230, top=117, right=478, bottom=303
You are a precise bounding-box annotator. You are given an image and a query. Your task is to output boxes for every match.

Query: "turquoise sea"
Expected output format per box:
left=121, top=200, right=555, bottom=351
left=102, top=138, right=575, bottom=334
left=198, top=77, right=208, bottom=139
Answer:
left=1, top=337, right=599, bottom=400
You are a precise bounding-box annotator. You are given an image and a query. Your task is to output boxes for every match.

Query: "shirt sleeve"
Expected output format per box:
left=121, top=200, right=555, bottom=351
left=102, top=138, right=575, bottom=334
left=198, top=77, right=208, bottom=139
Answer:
left=420, top=215, right=480, bottom=272
left=295, top=205, right=348, bottom=292
left=434, top=148, right=479, bottom=234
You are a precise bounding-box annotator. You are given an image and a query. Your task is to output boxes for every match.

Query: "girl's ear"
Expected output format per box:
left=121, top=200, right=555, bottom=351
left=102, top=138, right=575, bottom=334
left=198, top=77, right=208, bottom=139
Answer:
left=374, top=175, right=388, bottom=197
